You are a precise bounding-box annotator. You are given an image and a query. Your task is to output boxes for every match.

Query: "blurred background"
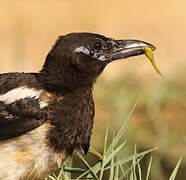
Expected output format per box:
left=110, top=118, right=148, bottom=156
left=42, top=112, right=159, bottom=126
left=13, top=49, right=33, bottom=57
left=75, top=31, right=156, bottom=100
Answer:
left=0, top=0, right=186, bottom=179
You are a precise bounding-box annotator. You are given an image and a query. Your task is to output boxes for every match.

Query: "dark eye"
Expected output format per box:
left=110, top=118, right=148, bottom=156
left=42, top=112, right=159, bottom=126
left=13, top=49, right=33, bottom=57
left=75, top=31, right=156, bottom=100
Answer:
left=93, top=41, right=103, bottom=51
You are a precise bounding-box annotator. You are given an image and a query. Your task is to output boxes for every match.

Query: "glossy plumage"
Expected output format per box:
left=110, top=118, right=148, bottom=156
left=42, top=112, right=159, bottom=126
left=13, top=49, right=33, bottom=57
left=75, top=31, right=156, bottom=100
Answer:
left=0, top=32, right=155, bottom=179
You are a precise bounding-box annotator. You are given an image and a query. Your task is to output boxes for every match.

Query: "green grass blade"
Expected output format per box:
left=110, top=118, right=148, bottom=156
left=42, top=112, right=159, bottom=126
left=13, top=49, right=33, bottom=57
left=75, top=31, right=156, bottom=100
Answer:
left=48, top=176, right=57, bottom=180
left=104, top=120, right=109, bottom=155
left=137, top=155, right=142, bottom=180
left=82, top=162, right=102, bottom=179
left=120, top=164, right=125, bottom=175
left=61, top=170, right=71, bottom=180
left=84, top=140, right=126, bottom=179
left=109, top=151, right=115, bottom=180
left=86, top=132, right=126, bottom=175
left=76, top=148, right=156, bottom=180
left=130, top=169, right=134, bottom=180
left=86, top=99, right=140, bottom=177
left=104, top=147, right=157, bottom=171
left=146, top=156, right=152, bottom=180
left=121, top=155, right=144, bottom=179
left=169, top=158, right=182, bottom=180
left=63, top=167, right=86, bottom=174
left=106, top=98, right=140, bottom=155
left=119, top=164, right=126, bottom=180
left=57, top=161, right=72, bottom=179
left=53, top=174, right=58, bottom=178
left=99, top=121, right=109, bottom=180
left=56, top=173, right=62, bottom=180
left=105, top=140, right=127, bottom=165
left=75, top=169, right=92, bottom=179
left=132, top=145, right=137, bottom=180
left=114, top=156, right=119, bottom=180
left=76, top=152, right=99, bottom=180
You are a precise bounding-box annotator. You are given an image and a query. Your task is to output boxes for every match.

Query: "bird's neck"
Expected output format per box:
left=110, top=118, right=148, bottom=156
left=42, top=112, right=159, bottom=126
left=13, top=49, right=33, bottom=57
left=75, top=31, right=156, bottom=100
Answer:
left=38, top=68, right=97, bottom=95
left=46, top=87, right=94, bottom=155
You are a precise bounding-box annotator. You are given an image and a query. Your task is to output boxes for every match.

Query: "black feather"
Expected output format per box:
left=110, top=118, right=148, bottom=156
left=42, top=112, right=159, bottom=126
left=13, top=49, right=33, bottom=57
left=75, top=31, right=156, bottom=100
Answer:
left=0, top=98, right=48, bottom=140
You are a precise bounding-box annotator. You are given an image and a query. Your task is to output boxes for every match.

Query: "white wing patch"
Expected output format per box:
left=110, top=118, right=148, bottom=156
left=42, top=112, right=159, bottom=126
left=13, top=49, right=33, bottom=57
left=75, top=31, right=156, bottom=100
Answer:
left=74, top=46, right=90, bottom=55
left=0, top=87, right=48, bottom=108
left=0, top=87, right=40, bottom=104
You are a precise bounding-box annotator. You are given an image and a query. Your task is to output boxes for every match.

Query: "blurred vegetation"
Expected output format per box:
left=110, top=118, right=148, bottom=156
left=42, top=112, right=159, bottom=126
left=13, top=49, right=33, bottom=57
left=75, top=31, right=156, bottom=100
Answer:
left=92, top=74, right=186, bottom=179
left=47, top=103, right=181, bottom=179
left=1, top=0, right=186, bottom=179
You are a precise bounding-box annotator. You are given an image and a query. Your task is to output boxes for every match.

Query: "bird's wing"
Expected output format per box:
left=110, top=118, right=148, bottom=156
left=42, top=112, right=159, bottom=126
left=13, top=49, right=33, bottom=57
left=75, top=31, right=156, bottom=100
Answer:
left=0, top=73, right=49, bottom=140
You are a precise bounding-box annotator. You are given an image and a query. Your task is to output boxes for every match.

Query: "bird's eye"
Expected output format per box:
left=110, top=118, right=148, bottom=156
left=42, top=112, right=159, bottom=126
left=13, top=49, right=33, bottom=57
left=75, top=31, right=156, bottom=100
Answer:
left=93, top=41, right=103, bottom=51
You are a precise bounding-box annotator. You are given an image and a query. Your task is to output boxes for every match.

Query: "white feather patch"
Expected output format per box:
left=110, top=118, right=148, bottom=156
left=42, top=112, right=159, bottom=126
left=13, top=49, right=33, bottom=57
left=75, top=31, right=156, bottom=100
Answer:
left=39, top=101, right=48, bottom=108
left=0, top=123, right=66, bottom=180
left=0, top=87, right=48, bottom=108
left=74, top=46, right=90, bottom=55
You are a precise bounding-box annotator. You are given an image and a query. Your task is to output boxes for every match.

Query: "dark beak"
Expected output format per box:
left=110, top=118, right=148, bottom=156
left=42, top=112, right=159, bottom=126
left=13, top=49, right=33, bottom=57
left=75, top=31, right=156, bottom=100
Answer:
left=107, top=39, right=156, bottom=61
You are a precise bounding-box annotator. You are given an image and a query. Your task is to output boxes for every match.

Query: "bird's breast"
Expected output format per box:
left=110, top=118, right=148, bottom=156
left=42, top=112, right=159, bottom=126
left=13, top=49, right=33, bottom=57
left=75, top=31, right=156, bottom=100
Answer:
left=0, top=123, right=67, bottom=180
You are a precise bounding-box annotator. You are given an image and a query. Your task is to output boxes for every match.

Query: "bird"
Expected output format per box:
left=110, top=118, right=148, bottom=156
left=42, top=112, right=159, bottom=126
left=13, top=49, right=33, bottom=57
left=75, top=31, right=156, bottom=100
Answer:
left=0, top=32, right=155, bottom=180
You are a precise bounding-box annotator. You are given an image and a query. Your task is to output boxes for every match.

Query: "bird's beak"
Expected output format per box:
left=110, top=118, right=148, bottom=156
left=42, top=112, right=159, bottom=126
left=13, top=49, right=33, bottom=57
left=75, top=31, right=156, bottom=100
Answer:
left=106, top=39, right=156, bottom=61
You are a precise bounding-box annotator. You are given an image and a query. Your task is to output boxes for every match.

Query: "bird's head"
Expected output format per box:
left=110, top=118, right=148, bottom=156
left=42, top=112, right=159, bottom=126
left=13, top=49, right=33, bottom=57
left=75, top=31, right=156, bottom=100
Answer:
left=40, top=32, right=156, bottom=92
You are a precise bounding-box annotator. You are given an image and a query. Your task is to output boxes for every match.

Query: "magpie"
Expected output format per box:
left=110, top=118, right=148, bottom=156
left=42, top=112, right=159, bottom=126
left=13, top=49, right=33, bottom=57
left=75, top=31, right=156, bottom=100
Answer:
left=0, top=32, right=155, bottom=179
